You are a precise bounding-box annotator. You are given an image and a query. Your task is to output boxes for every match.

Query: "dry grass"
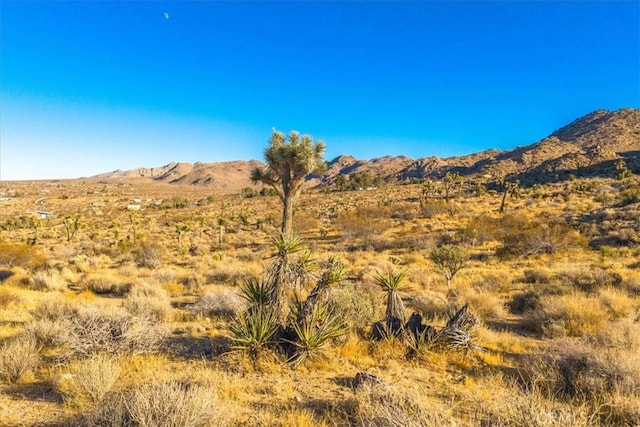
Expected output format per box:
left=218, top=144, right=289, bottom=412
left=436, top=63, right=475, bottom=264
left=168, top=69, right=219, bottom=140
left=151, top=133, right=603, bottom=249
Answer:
left=1, top=177, right=639, bottom=425
left=522, top=293, right=611, bottom=338
left=56, top=353, right=122, bottom=407
left=30, top=270, right=68, bottom=292
left=0, top=335, right=40, bottom=384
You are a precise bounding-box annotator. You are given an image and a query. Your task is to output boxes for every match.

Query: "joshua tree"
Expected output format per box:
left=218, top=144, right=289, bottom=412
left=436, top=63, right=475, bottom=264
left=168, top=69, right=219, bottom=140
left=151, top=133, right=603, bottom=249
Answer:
left=250, top=129, right=326, bottom=236
left=63, top=215, right=85, bottom=243
left=175, top=223, right=190, bottom=248
left=266, top=233, right=305, bottom=326
left=499, top=180, right=520, bottom=213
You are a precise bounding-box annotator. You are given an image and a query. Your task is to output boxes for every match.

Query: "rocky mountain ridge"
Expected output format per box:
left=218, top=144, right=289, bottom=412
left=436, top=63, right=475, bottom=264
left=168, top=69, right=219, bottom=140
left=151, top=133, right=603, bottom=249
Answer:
left=95, top=108, right=639, bottom=189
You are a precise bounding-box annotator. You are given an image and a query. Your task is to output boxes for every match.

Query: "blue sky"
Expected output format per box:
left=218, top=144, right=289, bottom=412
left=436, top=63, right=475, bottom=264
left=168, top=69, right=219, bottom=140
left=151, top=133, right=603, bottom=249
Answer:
left=1, top=1, right=638, bottom=180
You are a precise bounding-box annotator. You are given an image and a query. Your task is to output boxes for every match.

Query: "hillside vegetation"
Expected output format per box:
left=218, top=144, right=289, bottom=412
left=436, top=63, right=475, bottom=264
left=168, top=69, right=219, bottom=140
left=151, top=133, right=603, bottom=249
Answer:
left=0, top=166, right=639, bottom=425
left=1, top=111, right=639, bottom=426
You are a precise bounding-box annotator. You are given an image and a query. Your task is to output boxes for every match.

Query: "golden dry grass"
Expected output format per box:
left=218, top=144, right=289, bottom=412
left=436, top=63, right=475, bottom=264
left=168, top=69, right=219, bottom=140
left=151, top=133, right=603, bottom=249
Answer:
left=0, top=176, right=639, bottom=425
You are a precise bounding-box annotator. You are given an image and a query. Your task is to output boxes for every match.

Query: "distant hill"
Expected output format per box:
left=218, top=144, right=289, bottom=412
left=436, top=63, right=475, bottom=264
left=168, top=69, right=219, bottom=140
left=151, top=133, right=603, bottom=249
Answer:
left=94, top=108, right=639, bottom=189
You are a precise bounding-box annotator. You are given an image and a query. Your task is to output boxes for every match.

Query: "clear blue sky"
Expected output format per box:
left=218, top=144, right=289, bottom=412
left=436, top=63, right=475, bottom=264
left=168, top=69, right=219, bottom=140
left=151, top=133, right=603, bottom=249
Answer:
left=1, top=1, right=638, bottom=180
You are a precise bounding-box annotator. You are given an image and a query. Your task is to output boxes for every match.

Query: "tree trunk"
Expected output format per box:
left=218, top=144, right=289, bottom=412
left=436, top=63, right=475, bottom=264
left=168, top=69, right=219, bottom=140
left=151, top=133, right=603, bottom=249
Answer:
left=281, top=193, right=296, bottom=236
left=272, top=257, right=289, bottom=327
left=298, top=276, right=331, bottom=325
left=499, top=185, right=509, bottom=213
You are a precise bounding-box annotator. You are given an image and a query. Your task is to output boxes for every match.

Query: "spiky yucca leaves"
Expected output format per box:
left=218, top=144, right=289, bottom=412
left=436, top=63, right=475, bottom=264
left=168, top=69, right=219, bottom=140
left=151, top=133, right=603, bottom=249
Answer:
left=292, top=250, right=318, bottom=289
left=404, top=326, right=437, bottom=359
left=373, top=268, right=408, bottom=324
left=297, top=257, right=346, bottom=325
left=238, top=277, right=272, bottom=312
left=267, top=233, right=305, bottom=326
left=230, top=308, right=278, bottom=357
left=434, top=305, right=483, bottom=354
left=287, top=303, right=347, bottom=367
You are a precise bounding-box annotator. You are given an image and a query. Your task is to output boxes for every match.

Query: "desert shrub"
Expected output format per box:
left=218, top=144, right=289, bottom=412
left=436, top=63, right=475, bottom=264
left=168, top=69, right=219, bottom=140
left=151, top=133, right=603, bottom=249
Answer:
left=469, top=375, right=590, bottom=427
left=471, top=272, right=512, bottom=293
left=429, top=245, right=469, bottom=286
left=497, top=220, right=586, bottom=258
left=521, top=338, right=640, bottom=402
left=132, top=240, right=164, bottom=269
left=85, top=273, right=131, bottom=296
left=189, top=288, right=245, bottom=318
left=510, top=291, right=541, bottom=314
left=522, top=293, right=609, bottom=338
left=153, top=267, right=177, bottom=284
left=0, top=242, right=47, bottom=270
left=469, top=214, right=587, bottom=258
left=23, top=317, right=76, bottom=349
left=74, top=308, right=168, bottom=356
left=29, top=270, right=68, bottom=292
left=31, top=304, right=167, bottom=357
left=123, top=285, right=172, bottom=322
left=598, top=287, right=636, bottom=319
left=82, top=380, right=221, bottom=427
left=0, top=336, right=40, bottom=383
left=347, top=382, right=443, bottom=426
left=206, top=263, right=250, bottom=286
left=31, top=296, right=80, bottom=321
left=334, top=206, right=392, bottom=242
left=465, top=214, right=499, bottom=244
left=57, top=353, right=121, bottom=407
left=410, top=290, right=453, bottom=322
left=179, top=273, right=203, bottom=294
left=459, top=289, right=505, bottom=322
left=332, top=282, right=384, bottom=330
left=623, top=274, right=640, bottom=296
left=556, top=267, right=623, bottom=293
left=419, top=200, right=450, bottom=218
left=522, top=268, right=553, bottom=285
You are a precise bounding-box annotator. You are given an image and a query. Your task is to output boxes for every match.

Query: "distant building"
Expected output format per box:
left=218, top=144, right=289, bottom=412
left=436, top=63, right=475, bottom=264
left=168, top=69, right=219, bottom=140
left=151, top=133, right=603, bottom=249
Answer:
left=36, top=211, right=55, bottom=219
left=127, top=204, right=141, bottom=211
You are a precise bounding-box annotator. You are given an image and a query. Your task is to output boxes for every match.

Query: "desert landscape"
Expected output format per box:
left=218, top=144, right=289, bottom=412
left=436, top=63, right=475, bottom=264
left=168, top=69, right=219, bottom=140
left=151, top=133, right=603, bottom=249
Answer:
left=0, top=108, right=639, bottom=426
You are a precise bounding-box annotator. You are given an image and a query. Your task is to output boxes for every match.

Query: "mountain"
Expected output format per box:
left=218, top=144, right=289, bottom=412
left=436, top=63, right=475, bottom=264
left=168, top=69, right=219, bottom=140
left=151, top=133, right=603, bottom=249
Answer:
left=94, top=108, right=639, bottom=188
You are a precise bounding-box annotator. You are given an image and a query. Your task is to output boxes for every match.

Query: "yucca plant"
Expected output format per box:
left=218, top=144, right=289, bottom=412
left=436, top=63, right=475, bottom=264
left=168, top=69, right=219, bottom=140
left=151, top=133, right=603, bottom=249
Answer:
left=296, top=257, right=346, bottom=324
left=404, top=325, right=437, bottom=359
left=267, top=232, right=306, bottom=326
left=373, top=268, right=408, bottom=325
left=292, top=249, right=318, bottom=289
left=286, top=303, right=347, bottom=368
left=230, top=308, right=278, bottom=357
left=238, top=277, right=272, bottom=311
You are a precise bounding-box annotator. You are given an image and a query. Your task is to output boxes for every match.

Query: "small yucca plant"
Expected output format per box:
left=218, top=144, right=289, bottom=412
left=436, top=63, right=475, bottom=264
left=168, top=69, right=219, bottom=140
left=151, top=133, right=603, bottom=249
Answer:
left=373, top=268, right=408, bottom=323
left=287, top=304, right=347, bottom=367
left=230, top=308, right=278, bottom=357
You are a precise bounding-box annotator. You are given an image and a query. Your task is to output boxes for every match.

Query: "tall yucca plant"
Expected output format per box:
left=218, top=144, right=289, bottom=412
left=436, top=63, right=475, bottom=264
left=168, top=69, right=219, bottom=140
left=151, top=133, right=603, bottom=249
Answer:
left=297, top=257, right=346, bottom=325
left=373, top=268, right=408, bottom=325
left=267, top=233, right=305, bottom=326
left=250, top=129, right=326, bottom=237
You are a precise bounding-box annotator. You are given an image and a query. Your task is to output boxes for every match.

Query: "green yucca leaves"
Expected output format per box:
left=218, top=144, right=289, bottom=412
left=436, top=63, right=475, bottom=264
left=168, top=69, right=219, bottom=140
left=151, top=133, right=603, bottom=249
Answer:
left=238, top=277, right=272, bottom=309
left=286, top=304, right=347, bottom=367
left=230, top=308, right=278, bottom=356
left=372, top=268, right=408, bottom=293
